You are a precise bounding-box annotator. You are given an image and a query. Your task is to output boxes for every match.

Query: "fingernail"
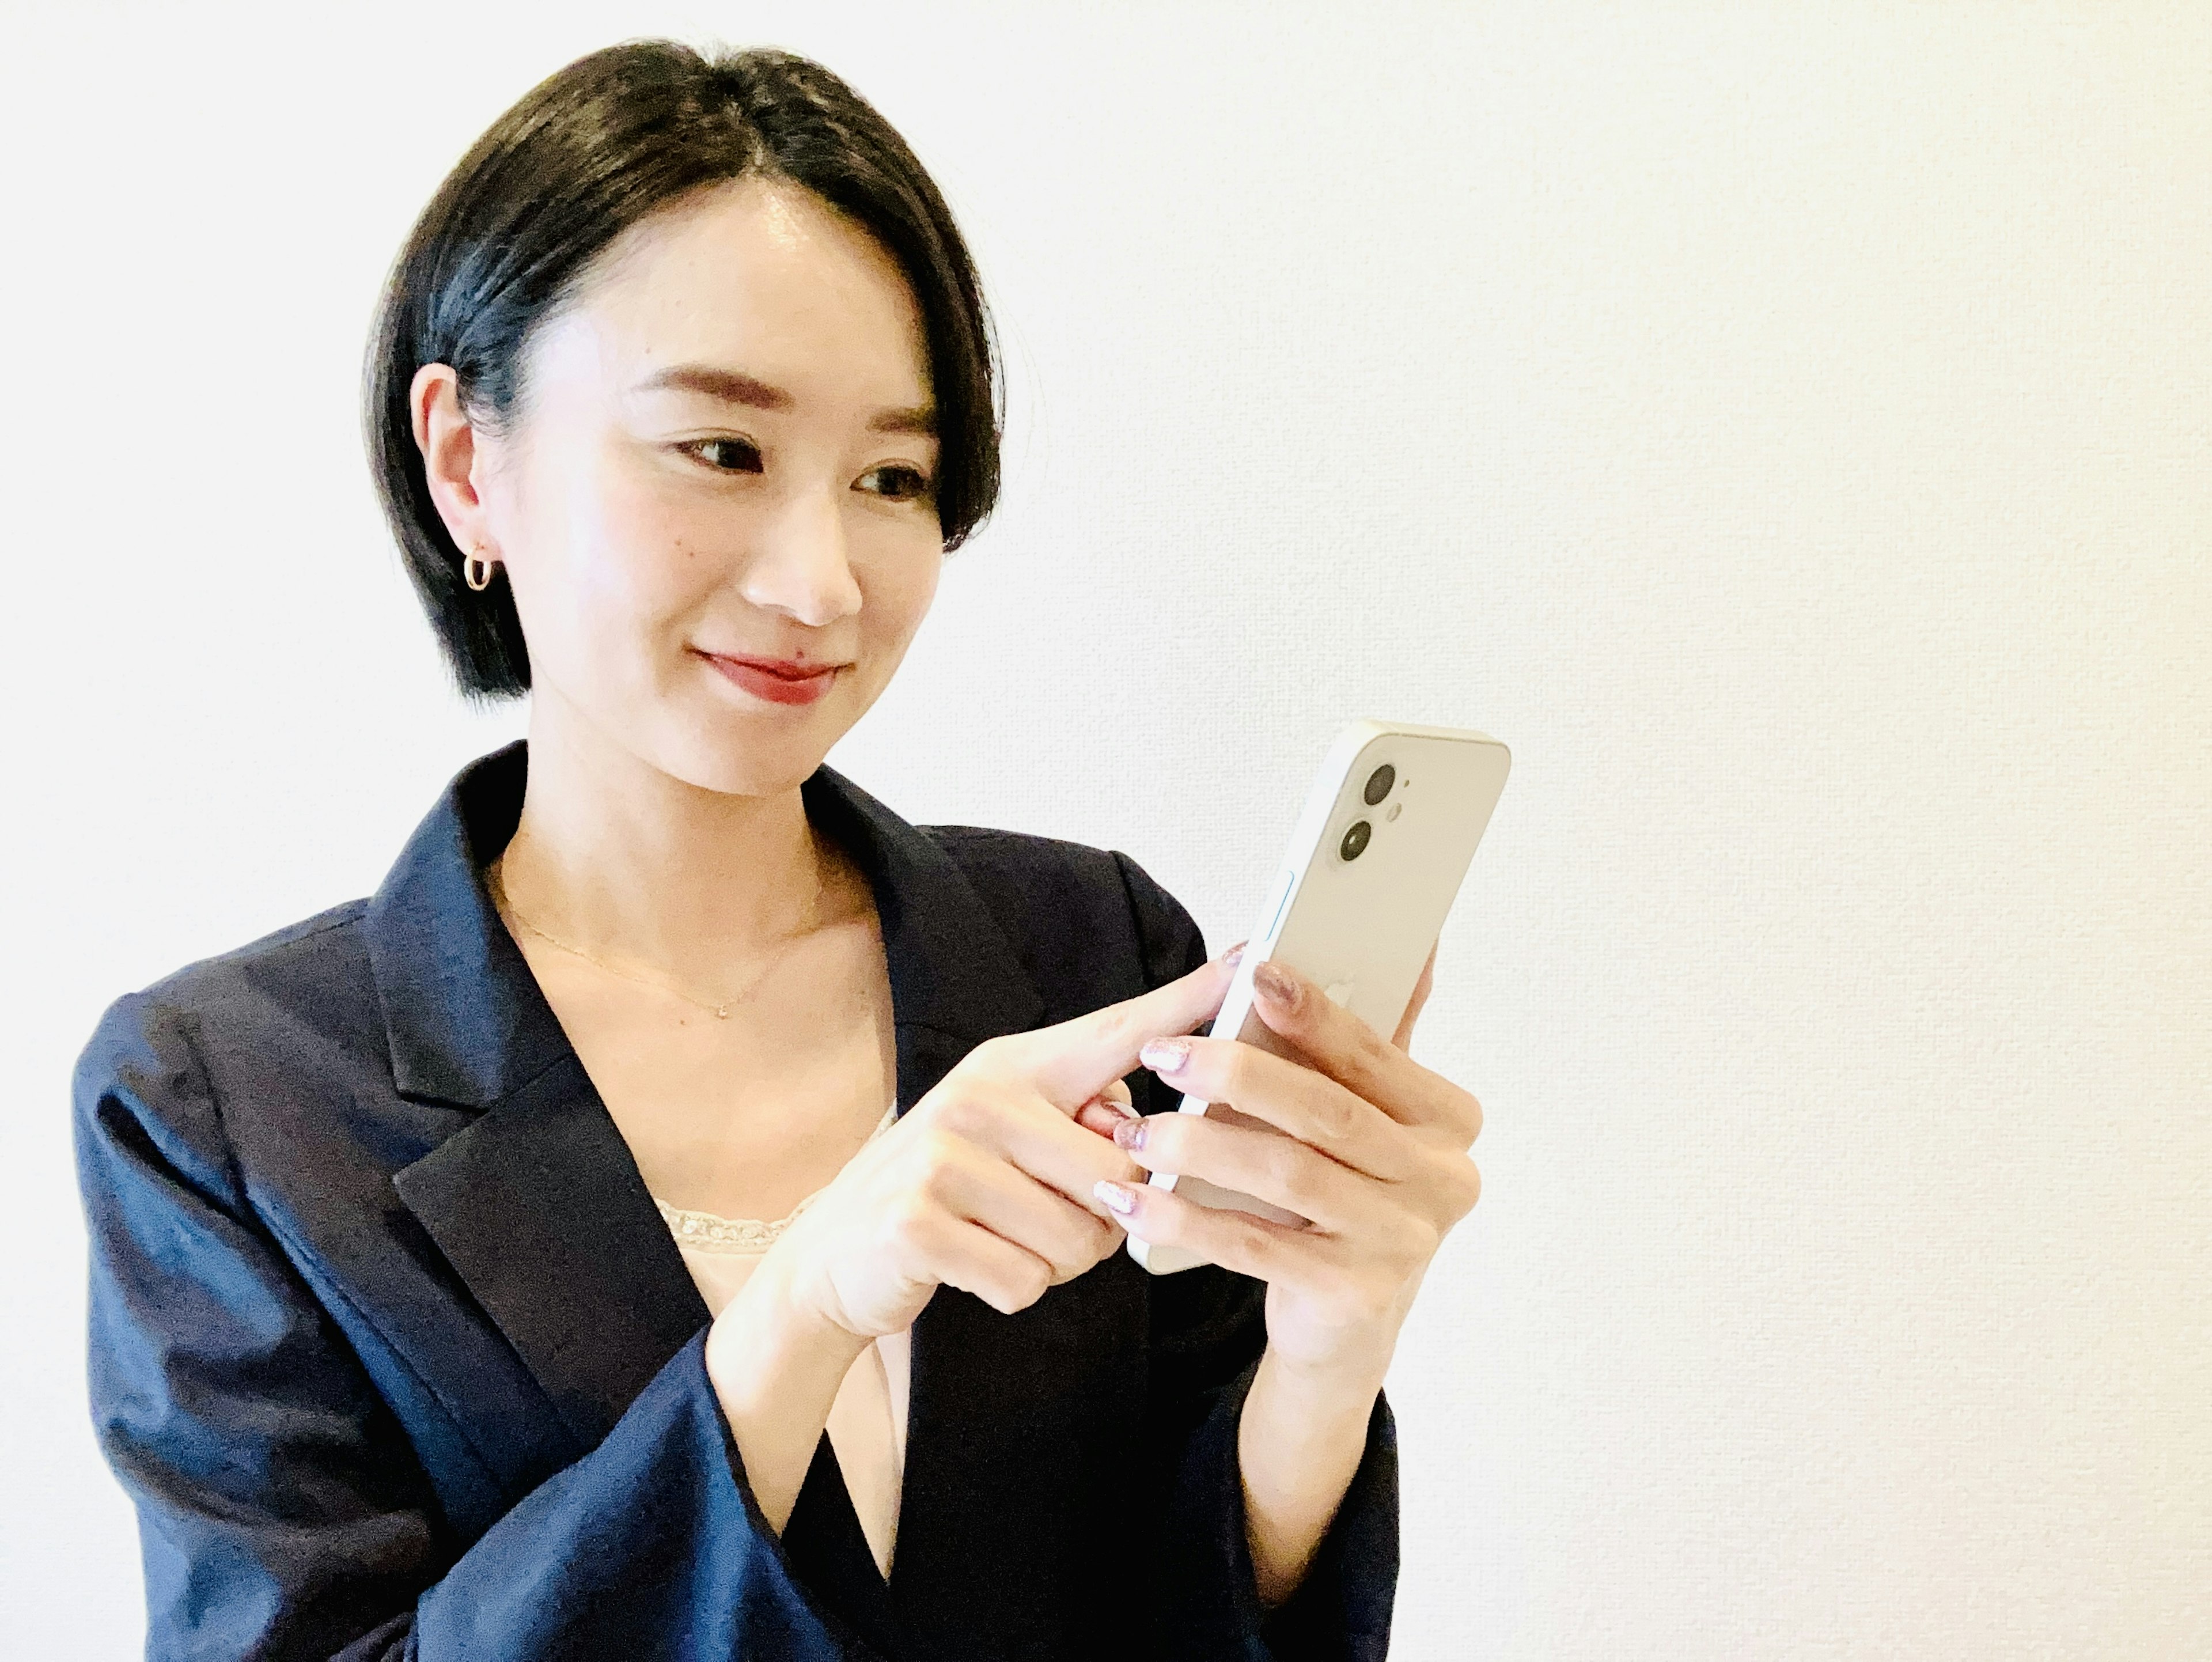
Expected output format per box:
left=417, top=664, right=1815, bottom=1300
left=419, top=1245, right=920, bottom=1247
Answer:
left=1253, top=960, right=1298, bottom=1008
left=1222, top=941, right=1246, bottom=967
left=1141, top=1036, right=1192, bottom=1073
left=1102, top=1095, right=1140, bottom=1121
left=1093, top=1179, right=1138, bottom=1216
left=1112, top=1114, right=1147, bottom=1151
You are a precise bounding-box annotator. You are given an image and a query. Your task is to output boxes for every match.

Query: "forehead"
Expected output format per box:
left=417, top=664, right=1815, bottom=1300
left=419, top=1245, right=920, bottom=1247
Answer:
left=535, top=175, right=931, bottom=407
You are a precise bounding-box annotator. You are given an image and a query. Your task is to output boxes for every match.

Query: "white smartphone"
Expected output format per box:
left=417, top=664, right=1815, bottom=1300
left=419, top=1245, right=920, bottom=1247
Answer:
left=1127, top=720, right=1512, bottom=1275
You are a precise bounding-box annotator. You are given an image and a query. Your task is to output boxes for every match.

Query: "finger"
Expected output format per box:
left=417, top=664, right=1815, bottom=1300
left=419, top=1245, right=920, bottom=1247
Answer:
left=1248, top=959, right=1480, bottom=1140
left=1089, top=1077, right=1136, bottom=1121
left=1137, top=1035, right=1416, bottom=1183
left=1071, top=1092, right=1138, bottom=1141
left=934, top=1136, right=1123, bottom=1283
left=1007, top=948, right=1240, bottom=1107
left=1094, top=1175, right=1324, bottom=1285
left=934, top=1085, right=1147, bottom=1215
left=1391, top=940, right=1438, bottom=1051
left=921, top=1212, right=1057, bottom=1316
left=1065, top=1076, right=1137, bottom=1140
left=1112, top=1109, right=1373, bottom=1233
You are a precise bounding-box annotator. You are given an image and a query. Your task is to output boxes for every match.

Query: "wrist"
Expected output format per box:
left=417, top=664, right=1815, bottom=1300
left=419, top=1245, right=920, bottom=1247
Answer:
left=1238, top=1347, right=1385, bottom=1611
left=1251, top=1344, right=1386, bottom=1445
left=701, top=1256, right=871, bottom=1538
left=704, top=1255, right=871, bottom=1419
left=1258, top=1338, right=1390, bottom=1415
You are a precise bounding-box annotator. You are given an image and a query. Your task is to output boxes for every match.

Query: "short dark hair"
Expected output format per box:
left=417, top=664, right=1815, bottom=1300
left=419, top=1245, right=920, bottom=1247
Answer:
left=363, top=40, right=1001, bottom=701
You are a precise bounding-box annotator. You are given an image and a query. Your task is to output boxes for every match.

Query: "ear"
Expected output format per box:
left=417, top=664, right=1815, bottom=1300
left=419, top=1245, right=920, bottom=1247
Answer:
left=410, top=362, right=498, bottom=563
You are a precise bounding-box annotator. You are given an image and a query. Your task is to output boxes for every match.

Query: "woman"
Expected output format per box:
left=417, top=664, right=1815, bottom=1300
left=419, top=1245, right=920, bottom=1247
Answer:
left=71, top=40, right=1483, bottom=1661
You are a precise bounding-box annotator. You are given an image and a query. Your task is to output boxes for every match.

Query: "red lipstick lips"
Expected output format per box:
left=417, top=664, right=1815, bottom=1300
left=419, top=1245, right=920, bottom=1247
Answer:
left=696, top=650, right=842, bottom=707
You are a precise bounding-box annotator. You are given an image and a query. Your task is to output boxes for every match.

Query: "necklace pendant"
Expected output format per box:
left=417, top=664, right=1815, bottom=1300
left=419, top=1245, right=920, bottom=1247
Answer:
left=714, top=1005, right=730, bottom=1019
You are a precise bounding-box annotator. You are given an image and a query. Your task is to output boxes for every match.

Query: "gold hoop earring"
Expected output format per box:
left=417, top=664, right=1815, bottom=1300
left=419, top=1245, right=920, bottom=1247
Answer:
left=463, top=548, right=496, bottom=592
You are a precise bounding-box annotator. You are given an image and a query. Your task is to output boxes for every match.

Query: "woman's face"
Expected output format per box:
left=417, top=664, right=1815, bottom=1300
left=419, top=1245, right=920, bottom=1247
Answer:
left=460, top=176, right=946, bottom=797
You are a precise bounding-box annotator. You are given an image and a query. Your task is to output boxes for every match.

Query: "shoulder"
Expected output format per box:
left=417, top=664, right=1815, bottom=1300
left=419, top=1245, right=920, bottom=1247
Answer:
left=919, top=823, right=1206, bottom=970
left=72, top=898, right=380, bottom=1162
left=919, top=824, right=1210, bottom=1018
left=81, top=896, right=374, bottom=1051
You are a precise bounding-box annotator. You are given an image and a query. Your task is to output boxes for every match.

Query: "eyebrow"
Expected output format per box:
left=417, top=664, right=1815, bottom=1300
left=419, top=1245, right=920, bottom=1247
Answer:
left=632, top=364, right=936, bottom=436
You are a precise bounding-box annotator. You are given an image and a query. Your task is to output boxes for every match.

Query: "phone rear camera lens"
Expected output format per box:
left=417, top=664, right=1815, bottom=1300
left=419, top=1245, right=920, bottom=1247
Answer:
left=1339, top=820, right=1373, bottom=861
left=1363, top=763, right=1395, bottom=805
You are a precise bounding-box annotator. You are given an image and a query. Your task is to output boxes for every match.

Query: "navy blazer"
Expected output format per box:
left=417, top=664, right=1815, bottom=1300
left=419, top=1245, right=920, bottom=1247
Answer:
left=73, top=739, right=1398, bottom=1661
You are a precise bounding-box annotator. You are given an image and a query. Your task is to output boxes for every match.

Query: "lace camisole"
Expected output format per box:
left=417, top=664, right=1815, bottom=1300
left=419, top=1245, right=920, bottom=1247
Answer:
left=653, top=1103, right=909, bottom=1580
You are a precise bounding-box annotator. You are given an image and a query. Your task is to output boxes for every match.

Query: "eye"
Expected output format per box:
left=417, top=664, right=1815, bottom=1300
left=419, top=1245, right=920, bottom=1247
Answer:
left=857, top=464, right=933, bottom=503
left=683, top=438, right=763, bottom=474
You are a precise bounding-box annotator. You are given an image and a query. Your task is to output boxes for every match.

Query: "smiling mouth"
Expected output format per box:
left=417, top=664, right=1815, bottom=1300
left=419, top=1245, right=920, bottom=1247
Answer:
left=693, top=648, right=845, bottom=707
left=703, top=652, right=838, bottom=680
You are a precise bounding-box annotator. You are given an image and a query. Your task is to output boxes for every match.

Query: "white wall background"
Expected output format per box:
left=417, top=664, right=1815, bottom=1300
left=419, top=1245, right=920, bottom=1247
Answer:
left=2, top=3, right=2204, bottom=1655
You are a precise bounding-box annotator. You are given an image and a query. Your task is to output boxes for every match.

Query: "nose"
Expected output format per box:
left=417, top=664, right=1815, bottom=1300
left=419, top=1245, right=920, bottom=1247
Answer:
left=738, top=483, right=863, bottom=628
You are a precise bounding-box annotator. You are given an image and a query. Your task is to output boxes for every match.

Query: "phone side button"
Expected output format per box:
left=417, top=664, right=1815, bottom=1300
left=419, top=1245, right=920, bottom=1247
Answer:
left=1259, top=868, right=1296, bottom=943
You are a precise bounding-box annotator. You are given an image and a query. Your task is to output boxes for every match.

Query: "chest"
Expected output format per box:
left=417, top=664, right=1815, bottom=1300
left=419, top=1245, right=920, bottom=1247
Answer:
left=513, top=921, right=900, bottom=1221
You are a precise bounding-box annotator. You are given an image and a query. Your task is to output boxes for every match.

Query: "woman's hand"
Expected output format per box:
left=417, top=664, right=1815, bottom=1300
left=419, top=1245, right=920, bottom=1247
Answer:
left=753, top=946, right=1241, bottom=1342
left=758, top=1065, right=1126, bottom=1345
left=1094, top=945, right=1481, bottom=1387
left=706, top=946, right=1237, bottom=1533
left=1086, top=944, right=1475, bottom=1606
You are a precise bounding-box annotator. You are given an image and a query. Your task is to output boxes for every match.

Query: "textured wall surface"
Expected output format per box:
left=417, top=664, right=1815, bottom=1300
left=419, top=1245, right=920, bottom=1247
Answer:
left=3, top=5, right=2204, bottom=1655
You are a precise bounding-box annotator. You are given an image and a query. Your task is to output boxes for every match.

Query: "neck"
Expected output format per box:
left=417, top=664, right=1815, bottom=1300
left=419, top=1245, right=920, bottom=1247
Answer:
left=491, top=691, right=831, bottom=982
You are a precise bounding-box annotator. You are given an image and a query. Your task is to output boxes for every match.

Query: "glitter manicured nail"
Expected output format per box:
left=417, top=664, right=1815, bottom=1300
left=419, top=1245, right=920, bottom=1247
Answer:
left=1253, top=960, right=1298, bottom=1008
left=1141, top=1036, right=1192, bottom=1073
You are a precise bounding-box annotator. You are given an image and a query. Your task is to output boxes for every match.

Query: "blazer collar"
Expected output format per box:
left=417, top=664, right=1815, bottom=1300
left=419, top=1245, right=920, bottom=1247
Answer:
left=366, top=736, right=1046, bottom=1113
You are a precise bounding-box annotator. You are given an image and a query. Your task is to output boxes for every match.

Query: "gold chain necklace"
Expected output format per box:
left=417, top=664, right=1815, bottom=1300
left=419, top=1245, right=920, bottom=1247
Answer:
left=488, top=861, right=824, bottom=1021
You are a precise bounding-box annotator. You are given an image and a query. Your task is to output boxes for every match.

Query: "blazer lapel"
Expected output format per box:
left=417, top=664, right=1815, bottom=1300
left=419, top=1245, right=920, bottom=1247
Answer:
left=370, top=741, right=708, bottom=1452
left=389, top=1052, right=710, bottom=1448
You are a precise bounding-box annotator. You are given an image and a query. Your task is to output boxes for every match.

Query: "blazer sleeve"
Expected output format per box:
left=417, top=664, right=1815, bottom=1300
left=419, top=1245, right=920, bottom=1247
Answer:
left=1111, top=854, right=1402, bottom=1662
left=74, top=989, right=885, bottom=1662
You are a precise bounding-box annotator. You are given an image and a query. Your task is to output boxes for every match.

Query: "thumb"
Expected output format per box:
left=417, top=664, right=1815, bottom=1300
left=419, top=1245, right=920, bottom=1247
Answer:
left=1391, top=938, right=1438, bottom=1051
